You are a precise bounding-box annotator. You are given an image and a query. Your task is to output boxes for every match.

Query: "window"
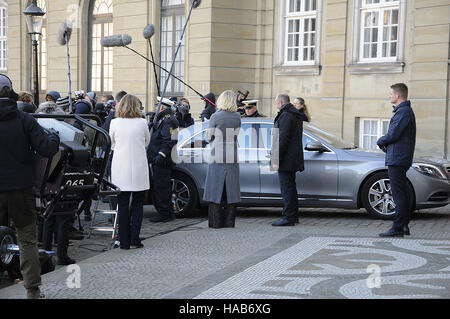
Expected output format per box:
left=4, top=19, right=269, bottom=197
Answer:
left=37, top=0, right=47, bottom=91
left=89, top=0, right=113, bottom=95
left=359, top=118, right=390, bottom=149
left=0, top=3, right=7, bottom=71
left=283, top=0, right=318, bottom=65
left=160, top=0, right=185, bottom=97
left=358, top=0, right=401, bottom=62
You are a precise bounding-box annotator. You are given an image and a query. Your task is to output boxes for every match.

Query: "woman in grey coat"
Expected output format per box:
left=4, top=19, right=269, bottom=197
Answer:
left=203, top=90, right=241, bottom=228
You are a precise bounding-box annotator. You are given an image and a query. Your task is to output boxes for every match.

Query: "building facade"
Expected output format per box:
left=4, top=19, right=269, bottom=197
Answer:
left=3, top=0, right=450, bottom=159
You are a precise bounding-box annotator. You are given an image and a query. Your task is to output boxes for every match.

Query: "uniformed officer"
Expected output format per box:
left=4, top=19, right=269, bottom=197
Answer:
left=242, top=100, right=264, bottom=118
left=147, top=99, right=179, bottom=222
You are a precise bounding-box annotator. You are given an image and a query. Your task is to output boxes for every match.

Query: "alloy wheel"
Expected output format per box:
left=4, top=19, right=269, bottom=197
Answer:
left=368, top=179, right=396, bottom=216
left=171, top=178, right=191, bottom=215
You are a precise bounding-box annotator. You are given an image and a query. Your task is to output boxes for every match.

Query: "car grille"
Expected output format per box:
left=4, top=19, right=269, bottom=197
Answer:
left=428, top=192, right=450, bottom=202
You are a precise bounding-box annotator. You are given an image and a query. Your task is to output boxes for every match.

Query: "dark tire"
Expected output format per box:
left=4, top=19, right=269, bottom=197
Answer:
left=361, top=171, right=415, bottom=220
left=171, top=172, right=198, bottom=218
left=0, top=227, right=18, bottom=271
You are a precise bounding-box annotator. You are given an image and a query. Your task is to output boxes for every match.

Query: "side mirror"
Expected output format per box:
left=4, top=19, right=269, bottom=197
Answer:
left=305, top=141, right=328, bottom=153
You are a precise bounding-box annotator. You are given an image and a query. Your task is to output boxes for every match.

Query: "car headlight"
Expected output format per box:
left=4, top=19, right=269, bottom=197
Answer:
left=412, top=163, right=447, bottom=180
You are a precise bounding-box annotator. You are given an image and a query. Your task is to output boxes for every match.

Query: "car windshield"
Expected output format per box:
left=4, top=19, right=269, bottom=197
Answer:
left=304, top=123, right=357, bottom=149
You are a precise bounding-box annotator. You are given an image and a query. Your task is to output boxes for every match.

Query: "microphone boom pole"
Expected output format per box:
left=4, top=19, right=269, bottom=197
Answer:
left=65, top=33, right=73, bottom=113
left=154, top=0, right=201, bottom=122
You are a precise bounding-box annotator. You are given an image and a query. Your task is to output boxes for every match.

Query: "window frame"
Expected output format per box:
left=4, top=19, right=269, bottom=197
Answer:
left=160, top=0, right=186, bottom=97
left=351, top=0, right=406, bottom=65
left=359, top=118, right=391, bottom=149
left=279, top=0, right=322, bottom=67
left=0, top=3, right=7, bottom=72
left=88, top=0, right=113, bottom=96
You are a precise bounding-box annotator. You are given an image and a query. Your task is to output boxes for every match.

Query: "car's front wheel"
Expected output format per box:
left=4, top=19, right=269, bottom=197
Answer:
left=361, top=171, right=415, bottom=220
left=171, top=172, right=198, bottom=218
left=0, top=227, right=17, bottom=272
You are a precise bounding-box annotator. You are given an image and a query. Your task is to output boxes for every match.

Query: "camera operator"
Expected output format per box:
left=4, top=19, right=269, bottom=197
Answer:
left=0, top=74, right=60, bottom=299
left=176, top=98, right=194, bottom=128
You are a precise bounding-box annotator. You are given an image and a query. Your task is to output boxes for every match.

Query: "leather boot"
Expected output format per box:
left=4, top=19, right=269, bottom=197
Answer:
left=223, top=204, right=236, bottom=228
left=208, top=203, right=223, bottom=228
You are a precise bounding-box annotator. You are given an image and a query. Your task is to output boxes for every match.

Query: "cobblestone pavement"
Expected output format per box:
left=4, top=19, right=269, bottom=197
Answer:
left=0, top=205, right=449, bottom=299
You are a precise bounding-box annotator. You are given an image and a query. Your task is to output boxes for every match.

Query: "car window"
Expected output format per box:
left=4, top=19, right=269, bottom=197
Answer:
left=237, top=124, right=258, bottom=149
left=260, top=124, right=317, bottom=150
left=181, top=130, right=209, bottom=149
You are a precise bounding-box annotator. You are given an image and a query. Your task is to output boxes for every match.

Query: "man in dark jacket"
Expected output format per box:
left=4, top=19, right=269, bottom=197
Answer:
left=0, top=74, right=60, bottom=299
left=147, top=104, right=179, bottom=222
left=200, top=92, right=216, bottom=122
left=243, top=101, right=263, bottom=118
left=377, top=83, right=416, bottom=237
left=271, top=94, right=304, bottom=227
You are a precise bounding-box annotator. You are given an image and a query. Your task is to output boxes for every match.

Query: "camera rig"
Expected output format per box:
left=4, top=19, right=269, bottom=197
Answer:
left=0, top=114, right=120, bottom=278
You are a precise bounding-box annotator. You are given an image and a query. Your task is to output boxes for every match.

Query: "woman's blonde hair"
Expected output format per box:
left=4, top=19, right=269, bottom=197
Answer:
left=18, top=91, right=34, bottom=104
left=216, top=90, right=237, bottom=113
left=115, top=94, right=142, bottom=119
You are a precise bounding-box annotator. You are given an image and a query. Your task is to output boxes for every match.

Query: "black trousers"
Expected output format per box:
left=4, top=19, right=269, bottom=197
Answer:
left=388, top=165, right=411, bottom=230
left=278, top=171, right=298, bottom=222
left=152, top=165, right=173, bottom=218
left=42, top=214, right=73, bottom=259
left=117, top=191, right=145, bottom=249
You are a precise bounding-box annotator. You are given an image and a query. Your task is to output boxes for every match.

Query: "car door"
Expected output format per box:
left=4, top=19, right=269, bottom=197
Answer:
left=237, top=122, right=261, bottom=202
left=177, top=123, right=261, bottom=203
left=258, top=124, right=338, bottom=205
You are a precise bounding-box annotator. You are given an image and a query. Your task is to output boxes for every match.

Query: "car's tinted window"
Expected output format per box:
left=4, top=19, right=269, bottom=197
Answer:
left=182, top=130, right=209, bottom=149
left=260, top=124, right=316, bottom=150
left=237, top=124, right=258, bottom=149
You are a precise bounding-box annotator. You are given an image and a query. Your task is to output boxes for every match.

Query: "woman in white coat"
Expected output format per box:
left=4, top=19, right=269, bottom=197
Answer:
left=110, top=94, right=150, bottom=249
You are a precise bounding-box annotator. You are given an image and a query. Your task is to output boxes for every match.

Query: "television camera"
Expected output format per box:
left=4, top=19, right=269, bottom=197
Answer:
left=0, top=114, right=120, bottom=280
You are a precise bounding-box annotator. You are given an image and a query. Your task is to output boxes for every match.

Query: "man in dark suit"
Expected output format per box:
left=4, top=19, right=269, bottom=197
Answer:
left=271, top=94, right=304, bottom=226
left=377, top=83, right=416, bottom=237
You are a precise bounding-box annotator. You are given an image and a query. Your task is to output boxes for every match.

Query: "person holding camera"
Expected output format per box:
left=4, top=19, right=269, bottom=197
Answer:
left=177, top=98, right=194, bottom=128
left=147, top=100, right=179, bottom=223
left=0, top=74, right=60, bottom=299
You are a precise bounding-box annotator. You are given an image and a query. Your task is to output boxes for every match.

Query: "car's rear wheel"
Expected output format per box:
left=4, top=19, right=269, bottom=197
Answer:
left=361, top=171, right=414, bottom=220
left=171, top=172, right=198, bottom=218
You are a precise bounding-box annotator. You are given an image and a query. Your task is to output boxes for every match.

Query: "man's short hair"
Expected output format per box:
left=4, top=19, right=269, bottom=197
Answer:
left=391, top=83, right=408, bottom=100
left=115, top=91, right=128, bottom=102
left=276, top=94, right=290, bottom=104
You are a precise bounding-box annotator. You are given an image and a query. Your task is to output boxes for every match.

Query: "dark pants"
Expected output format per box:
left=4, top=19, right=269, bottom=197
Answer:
left=278, top=171, right=298, bottom=222
left=117, top=191, right=145, bottom=249
left=388, top=165, right=411, bottom=230
left=42, top=214, right=73, bottom=259
left=0, top=188, right=41, bottom=290
left=152, top=165, right=173, bottom=219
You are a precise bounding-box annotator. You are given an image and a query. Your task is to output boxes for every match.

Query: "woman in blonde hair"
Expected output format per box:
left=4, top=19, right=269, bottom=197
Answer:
left=293, top=97, right=311, bottom=122
left=110, top=94, right=150, bottom=249
left=203, top=90, right=241, bottom=228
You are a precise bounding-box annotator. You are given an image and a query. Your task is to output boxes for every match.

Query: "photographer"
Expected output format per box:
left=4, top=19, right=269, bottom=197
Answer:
left=0, top=74, right=59, bottom=299
left=177, top=98, right=194, bottom=128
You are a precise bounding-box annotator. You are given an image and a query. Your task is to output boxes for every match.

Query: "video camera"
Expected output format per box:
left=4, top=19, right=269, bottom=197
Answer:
left=74, top=90, right=86, bottom=101
left=237, top=90, right=250, bottom=115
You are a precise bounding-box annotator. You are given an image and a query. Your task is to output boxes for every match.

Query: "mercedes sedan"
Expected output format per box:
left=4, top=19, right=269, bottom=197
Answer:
left=161, top=118, right=450, bottom=220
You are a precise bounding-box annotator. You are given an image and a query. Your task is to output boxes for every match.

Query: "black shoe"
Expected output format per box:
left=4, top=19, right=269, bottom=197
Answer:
left=131, top=243, right=144, bottom=249
left=208, top=203, right=223, bottom=228
left=149, top=215, right=171, bottom=223
left=223, top=205, right=236, bottom=228
left=57, top=257, right=76, bottom=265
left=403, top=226, right=411, bottom=236
left=379, top=228, right=404, bottom=238
left=272, top=218, right=296, bottom=227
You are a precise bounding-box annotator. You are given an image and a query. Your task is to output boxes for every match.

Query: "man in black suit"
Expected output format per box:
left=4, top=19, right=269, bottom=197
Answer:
left=271, top=94, right=304, bottom=226
left=377, top=83, right=416, bottom=237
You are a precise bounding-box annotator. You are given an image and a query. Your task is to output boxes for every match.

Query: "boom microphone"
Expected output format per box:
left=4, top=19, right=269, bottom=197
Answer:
left=143, top=24, right=155, bottom=40
left=101, top=34, right=132, bottom=47
left=57, top=20, right=73, bottom=46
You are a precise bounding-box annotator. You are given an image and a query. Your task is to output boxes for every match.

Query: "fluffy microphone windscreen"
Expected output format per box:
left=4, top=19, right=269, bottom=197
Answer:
left=101, top=34, right=132, bottom=47
left=57, top=20, right=73, bottom=46
left=143, top=24, right=155, bottom=40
